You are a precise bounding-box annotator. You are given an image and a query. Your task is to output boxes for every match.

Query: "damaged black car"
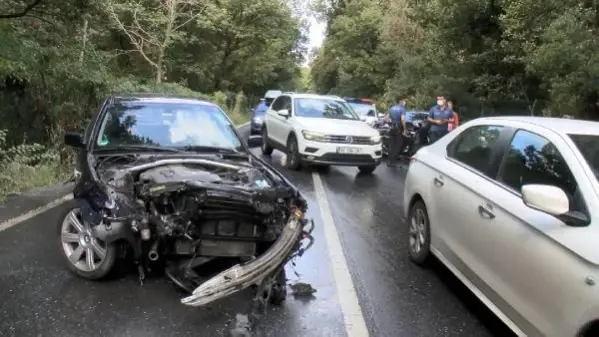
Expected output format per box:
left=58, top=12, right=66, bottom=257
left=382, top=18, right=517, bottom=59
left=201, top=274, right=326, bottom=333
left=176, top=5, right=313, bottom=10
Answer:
left=59, top=94, right=314, bottom=308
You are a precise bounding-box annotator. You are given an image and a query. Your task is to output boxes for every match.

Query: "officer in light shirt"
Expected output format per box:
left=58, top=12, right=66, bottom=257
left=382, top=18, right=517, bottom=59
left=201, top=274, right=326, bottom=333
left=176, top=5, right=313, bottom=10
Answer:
left=427, top=95, right=454, bottom=143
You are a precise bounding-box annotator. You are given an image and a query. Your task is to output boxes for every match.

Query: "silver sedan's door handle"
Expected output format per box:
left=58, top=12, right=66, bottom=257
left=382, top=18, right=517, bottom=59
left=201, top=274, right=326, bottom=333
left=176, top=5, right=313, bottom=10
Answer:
left=478, top=203, right=495, bottom=219
left=433, top=176, right=444, bottom=187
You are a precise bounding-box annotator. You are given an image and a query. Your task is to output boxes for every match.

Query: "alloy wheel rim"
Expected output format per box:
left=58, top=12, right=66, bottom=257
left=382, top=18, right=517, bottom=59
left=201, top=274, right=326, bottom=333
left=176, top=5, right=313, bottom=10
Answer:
left=60, top=208, right=107, bottom=272
left=409, top=208, right=426, bottom=254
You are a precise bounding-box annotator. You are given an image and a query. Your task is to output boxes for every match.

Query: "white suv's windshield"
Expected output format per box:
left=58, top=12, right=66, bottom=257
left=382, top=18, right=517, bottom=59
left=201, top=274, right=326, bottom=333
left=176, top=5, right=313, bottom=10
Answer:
left=569, top=134, right=599, bottom=181
left=95, top=102, right=243, bottom=151
left=294, top=98, right=359, bottom=120
left=348, top=102, right=376, bottom=116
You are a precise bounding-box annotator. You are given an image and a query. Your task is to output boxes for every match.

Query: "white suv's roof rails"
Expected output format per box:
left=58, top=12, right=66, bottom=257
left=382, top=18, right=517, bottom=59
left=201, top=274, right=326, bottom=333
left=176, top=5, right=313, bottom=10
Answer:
left=264, top=90, right=283, bottom=99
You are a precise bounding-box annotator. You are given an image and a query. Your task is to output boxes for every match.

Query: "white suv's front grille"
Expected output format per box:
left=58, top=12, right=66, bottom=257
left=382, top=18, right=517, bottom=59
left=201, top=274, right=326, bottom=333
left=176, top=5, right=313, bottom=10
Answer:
left=326, top=135, right=372, bottom=145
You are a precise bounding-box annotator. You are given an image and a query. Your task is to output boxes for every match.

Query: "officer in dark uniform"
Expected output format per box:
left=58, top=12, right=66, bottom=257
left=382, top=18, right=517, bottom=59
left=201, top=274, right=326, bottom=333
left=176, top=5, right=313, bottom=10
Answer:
left=386, top=96, right=407, bottom=167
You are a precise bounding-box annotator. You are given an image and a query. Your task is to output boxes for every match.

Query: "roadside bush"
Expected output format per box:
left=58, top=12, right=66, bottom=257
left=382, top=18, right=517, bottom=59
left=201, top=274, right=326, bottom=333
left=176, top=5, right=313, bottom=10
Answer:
left=0, top=130, right=70, bottom=199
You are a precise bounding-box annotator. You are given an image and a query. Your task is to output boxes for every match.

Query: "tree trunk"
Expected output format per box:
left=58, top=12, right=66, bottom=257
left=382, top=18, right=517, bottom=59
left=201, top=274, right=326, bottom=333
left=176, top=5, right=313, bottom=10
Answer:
left=79, top=18, right=89, bottom=64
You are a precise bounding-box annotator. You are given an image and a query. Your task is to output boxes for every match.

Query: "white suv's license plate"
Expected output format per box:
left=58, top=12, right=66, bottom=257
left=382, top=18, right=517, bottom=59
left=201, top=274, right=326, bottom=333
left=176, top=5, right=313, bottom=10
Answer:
left=336, top=147, right=362, bottom=154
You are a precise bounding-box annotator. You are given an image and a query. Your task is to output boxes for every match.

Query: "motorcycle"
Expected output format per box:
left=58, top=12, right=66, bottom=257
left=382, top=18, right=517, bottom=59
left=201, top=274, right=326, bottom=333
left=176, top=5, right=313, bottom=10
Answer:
left=375, top=120, right=429, bottom=158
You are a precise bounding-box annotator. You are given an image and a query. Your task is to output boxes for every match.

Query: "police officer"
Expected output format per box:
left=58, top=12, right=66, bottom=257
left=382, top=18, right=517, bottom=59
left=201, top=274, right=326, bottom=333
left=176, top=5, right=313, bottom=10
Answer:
left=427, top=95, right=454, bottom=143
left=386, top=96, right=407, bottom=167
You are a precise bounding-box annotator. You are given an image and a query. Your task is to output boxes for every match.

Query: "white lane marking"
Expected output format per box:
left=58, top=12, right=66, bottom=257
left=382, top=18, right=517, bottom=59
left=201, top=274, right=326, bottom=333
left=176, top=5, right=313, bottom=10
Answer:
left=312, top=172, right=370, bottom=337
left=0, top=122, right=250, bottom=232
left=0, top=193, right=73, bottom=232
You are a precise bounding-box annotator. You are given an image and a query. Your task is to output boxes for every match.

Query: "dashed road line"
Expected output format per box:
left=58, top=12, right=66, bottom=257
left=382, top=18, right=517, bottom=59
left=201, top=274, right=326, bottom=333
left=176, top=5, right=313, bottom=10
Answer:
left=312, top=172, right=370, bottom=337
left=0, top=193, right=73, bottom=232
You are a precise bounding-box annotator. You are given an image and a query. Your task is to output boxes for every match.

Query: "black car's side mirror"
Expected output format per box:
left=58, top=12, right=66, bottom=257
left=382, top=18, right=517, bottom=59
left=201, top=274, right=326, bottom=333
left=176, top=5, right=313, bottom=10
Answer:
left=64, top=132, right=85, bottom=148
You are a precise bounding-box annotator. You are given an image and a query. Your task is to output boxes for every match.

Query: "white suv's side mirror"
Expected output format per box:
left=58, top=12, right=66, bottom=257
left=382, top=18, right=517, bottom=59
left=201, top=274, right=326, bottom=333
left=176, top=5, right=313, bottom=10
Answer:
left=277, top=109, right=289, bottom=117
left=522, top=184, right=569, bottom=216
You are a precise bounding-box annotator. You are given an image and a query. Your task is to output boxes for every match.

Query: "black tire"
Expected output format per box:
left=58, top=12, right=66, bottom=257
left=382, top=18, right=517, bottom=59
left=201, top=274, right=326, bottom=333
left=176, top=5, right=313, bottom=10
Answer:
left=357, top=165, right=377, bottom=174
left=57, top=206, right=118, bottom=280
left=408, top=200, right=432, bottom=266
left=261, top=127, right=274, bottom=155
left=314, top=164, right=331, bottom=173
left=269, top=268, right=287, bottom=306
left=286, top=134, right=301, bottom=170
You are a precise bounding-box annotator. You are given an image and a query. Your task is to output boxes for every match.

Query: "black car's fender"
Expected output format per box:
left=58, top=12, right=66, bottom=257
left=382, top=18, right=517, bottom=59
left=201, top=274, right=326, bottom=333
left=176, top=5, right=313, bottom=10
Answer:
left=77, top=197, right=141, bottom=258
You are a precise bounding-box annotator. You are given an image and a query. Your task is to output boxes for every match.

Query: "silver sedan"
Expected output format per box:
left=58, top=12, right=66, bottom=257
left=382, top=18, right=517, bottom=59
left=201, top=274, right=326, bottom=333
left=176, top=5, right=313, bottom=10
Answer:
left=403, top=116, right=599, bottom=337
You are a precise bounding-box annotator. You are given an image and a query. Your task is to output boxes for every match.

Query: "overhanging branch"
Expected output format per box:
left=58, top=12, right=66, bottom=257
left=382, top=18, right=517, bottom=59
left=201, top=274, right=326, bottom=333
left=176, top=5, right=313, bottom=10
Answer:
left=0, top=0, right=42, bottom=19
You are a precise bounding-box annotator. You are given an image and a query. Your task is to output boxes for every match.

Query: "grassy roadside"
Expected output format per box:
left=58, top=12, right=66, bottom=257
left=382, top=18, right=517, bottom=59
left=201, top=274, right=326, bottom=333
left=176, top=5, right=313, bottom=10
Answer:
left=0, top=109, right=250, bottom=200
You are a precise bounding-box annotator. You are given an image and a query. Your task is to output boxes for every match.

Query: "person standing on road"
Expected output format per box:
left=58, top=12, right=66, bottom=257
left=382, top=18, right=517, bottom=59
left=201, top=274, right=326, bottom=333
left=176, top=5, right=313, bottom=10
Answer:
left=254, top=98, right=268, bottom=114
left=447, top=100, right=460, bottom=131
left=427, top=95, right=454, bottom=143
left=386, top=96, right=407, bottom=167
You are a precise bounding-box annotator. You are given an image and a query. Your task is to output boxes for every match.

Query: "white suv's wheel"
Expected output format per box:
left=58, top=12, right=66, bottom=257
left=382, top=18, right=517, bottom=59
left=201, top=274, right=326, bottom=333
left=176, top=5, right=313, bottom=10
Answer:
left=286, top=135, right=301, bottom=170
left=261, top=127, right=274, bottom=155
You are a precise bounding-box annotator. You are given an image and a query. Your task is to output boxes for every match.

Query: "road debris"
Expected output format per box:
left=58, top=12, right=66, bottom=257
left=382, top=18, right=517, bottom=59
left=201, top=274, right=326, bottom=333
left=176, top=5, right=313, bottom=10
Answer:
left=289, top=282, right=317, bottom=297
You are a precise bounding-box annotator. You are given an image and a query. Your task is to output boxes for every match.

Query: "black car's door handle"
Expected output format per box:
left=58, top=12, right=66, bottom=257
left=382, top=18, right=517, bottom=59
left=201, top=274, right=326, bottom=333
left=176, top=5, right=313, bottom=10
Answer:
left=433, top=176, right=444, bottom=187
left=478, top=204, right=495, bottom=219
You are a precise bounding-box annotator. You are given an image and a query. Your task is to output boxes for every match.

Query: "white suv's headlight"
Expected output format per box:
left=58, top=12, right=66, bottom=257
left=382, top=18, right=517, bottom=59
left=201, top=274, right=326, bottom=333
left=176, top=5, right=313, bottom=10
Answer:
left=301, top=130, right=327, bottom=142
left=370, top=135, right=381, bottom=144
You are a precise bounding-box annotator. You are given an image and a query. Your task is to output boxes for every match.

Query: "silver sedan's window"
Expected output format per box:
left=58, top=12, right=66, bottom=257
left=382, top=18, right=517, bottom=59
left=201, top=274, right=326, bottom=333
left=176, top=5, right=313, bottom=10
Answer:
left=499, top=130, right=585, bottom=213
left=449, top=125, right=504, bottom=174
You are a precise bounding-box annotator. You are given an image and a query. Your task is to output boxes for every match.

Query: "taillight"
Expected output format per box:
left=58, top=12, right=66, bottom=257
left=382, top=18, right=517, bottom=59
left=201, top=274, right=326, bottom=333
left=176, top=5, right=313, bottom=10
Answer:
left=409, top=156, right=416, bottom=164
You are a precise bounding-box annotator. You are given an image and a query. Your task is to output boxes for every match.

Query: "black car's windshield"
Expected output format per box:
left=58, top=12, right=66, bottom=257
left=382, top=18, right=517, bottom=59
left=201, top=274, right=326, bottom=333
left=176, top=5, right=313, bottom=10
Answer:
left=95, top=101, right=243, bottom=152
left=347, top=102, right=376, bottom=117
left=294, top=98, right=359, bottom=120
left=569, top=134, right=599, bottom=181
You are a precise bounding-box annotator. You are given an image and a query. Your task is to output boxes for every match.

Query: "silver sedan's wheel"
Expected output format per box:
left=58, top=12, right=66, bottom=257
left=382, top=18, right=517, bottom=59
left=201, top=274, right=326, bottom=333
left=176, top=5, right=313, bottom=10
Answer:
left=408, top=200, right=431, bottom=265
left=58, top=207, right=117, bottom=279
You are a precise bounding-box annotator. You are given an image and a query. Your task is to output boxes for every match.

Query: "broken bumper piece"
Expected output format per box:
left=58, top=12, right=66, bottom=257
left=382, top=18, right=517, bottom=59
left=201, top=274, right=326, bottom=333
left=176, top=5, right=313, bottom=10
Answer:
left=181, top=211, right=305, bottom=307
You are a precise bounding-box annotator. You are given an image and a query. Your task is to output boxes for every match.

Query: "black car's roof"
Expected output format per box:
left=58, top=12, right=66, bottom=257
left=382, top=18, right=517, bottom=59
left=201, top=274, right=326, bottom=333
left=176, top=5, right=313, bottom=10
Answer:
left=110, top=93, right=216, bottom=106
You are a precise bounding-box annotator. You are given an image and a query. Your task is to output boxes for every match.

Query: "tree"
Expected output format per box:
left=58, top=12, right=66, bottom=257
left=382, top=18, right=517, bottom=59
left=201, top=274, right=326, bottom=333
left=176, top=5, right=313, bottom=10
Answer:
left=104, top=0, right=205, bottom=83
left=0, top=0, right=42, bottom=19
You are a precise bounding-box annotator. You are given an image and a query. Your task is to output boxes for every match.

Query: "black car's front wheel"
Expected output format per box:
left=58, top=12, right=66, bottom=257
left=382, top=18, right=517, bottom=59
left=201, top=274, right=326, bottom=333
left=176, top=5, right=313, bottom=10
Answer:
left=57, top=207, right=117, bottom=280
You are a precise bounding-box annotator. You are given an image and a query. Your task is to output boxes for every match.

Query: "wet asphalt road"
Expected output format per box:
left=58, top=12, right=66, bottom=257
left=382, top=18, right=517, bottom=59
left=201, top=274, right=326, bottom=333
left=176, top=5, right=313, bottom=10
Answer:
left=0, top=136, right=516, bottom=337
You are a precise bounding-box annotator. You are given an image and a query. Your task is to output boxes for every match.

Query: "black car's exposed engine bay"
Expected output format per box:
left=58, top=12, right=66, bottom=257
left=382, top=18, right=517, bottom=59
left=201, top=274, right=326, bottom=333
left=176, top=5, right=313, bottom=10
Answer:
left=73, top=153, right=313, bottom=308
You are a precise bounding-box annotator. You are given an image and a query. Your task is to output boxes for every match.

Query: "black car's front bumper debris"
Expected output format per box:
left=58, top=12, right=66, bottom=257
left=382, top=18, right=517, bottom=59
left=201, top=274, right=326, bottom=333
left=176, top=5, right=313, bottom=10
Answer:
left=181, top=209, right=308, bottom=307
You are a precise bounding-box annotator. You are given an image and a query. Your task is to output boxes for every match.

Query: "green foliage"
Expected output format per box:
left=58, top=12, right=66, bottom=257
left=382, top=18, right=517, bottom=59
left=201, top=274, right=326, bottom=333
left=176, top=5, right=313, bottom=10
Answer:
left=0, top=0, right=301, bottom=196
left=311, top=0, right=599, bottom=119
left=0, top=129, right=67, bottom=199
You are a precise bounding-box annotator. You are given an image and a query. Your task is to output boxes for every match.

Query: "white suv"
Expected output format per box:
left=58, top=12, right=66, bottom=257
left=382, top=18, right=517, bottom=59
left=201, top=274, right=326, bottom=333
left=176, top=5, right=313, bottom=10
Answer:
left=260, top=93, right=383, bottom=173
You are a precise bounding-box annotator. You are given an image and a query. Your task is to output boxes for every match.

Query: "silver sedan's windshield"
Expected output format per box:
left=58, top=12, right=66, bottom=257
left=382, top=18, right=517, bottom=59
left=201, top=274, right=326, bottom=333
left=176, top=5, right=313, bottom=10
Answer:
left=95, top=102, right=243, bottom=151
left=569, top=134, right=599, bottom=181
